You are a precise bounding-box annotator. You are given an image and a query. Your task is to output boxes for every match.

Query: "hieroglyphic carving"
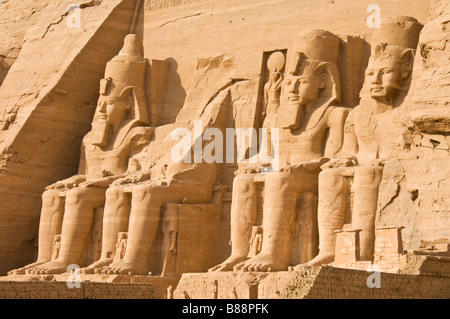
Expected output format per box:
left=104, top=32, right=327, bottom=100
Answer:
left=144, top=0, right=206, bottom=12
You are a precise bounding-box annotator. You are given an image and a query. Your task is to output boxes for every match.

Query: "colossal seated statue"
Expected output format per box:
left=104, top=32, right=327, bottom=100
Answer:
left=303, top=16, right=423, bottom=266
left=210, top=29, right=350, bottom=272
left=8, top=34, right=153, bottom=275
left=81, top=56, right=235, bottom=276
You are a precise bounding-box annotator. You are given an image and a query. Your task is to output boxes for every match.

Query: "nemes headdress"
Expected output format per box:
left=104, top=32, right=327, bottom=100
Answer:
left=280, top=29, right=341, bottom=130
left=101, top=34, right=149, bottom=127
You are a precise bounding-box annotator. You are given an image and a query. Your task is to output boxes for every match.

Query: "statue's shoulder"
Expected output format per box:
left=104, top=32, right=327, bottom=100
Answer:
left=126, top=125, right=154, bottom=146
left=128, top=125, right=154, bottom=137
left=82, top=130, right=93, bottom=146
left=327, top=106, right=352, bottom=127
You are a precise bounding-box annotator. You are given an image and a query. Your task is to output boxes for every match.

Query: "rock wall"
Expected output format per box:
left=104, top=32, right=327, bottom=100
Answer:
left=0, top=281, right=159, bottom=299
left=173, top=266, right=450, bottom=299
left=377, top=0, right=450, bottom=251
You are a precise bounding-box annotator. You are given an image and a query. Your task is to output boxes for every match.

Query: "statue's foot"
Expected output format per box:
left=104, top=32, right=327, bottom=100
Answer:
left=7, top=260, right=49, bottom=276
left=28, top=260, right=72, bottom=275
left=233, top=253, right=287, bottom=272
left=295, top=253, right=334, bottom=269
left=103, top=260, right=148, bottom=275
left=82, top=258, right=113, bottom=274
left=208, top=255, right=248, bottom=272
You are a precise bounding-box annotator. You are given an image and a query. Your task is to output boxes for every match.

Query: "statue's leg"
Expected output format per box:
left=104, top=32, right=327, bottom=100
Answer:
left=83, top=186, right=130, bottom=274
left=300, top=168, right=347, bottom=267
left=235, top=171, right=316, bottom=272
left=209, top=174, right=257, bottom=272
left=32, top=187, right=106, bottom=275
left=106, top=180, right=216, bottom=275
left=106, top=183, right=177, bottom=275
left=11, top=190, right=64, bottom=275
left=352, top=166, right=383, bottom=261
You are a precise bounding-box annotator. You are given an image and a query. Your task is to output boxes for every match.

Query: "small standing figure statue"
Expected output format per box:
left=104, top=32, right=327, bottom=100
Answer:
left=161, top=207, right=178, bottom=277
left=114, top=232, right=128, bottom=262
left=262, top=51, right=285, bottom=122
left=247, top=226, right=263, bottom=258
left=51, top=235, right=61, bottom=261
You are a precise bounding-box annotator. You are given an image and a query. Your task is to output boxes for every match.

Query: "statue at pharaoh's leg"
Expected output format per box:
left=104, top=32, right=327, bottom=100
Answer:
left=303, top=17, right=422, bottom=266
left=8, top=34, right=152, bottom=275
left=210, top=30, right=350, bottom=272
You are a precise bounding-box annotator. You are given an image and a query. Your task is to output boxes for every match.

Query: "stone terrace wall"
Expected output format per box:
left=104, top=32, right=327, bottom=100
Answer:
left=283, top=266, right=450, bottom=299
left=0, top=281, right=159, bottom=299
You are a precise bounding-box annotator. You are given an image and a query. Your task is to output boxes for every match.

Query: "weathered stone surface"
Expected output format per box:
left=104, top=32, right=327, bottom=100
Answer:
left=0, top=0, right=448, bottom=300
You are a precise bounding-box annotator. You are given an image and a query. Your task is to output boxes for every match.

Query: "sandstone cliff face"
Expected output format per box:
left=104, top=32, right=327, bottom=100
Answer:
left=0, top=0, right=55, bottom=83
left=0, top=0, right=136, bottom=274
left=378, top=0, right=450, bottom=250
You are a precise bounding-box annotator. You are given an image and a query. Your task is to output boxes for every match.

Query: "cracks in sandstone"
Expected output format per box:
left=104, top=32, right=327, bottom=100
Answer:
left=159, top=12, right=202, bottom=28
left=41, top=0, right=102, bottom=39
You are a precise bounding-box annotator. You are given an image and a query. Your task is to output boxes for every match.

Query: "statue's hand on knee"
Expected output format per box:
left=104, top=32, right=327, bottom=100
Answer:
left=45, top=175, right=86, bottom=191
left=369, top=158, right=387, bottom=167
left=321, top=156, right=357, bottom=170
left=110, top=172, right=151, bottom=187
left=234, top=165, right=261, bottom=176
left=278, top=157, right=330, bottom=174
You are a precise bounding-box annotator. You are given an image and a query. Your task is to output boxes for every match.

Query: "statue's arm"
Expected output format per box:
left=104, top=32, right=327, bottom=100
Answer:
left=340, top=109, right=358, bottom=160
left=45, top=139, right=88, bottom=190
left=320, top=108, right=358, bottom=170
left=77, top=137, right=88, bottom=175
left=324, top=107, right=351, bottom=158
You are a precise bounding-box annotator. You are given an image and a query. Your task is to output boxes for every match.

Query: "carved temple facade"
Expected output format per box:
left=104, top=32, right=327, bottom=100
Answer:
left=0, top=0, right=448, bottom=298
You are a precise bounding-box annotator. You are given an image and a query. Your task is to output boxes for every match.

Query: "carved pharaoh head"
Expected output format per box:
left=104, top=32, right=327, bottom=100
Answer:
left=285, top=30, right=340, bottom=106
left=366, top=44, right=415, bottom=103
left=91, top=34, right=149, bottom=147
left=365, top=16, right=422, bottom=105
left=280, top=29, right=341, bottom=129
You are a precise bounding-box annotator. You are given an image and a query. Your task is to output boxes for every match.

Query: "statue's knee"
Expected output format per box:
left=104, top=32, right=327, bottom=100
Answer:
left=65, top=188, right=88, bottom=206
left=132, top=184, right=151, bottom=202
left=354, top=166, right=383, bottom=186
left=233, top=174, right=255, bottom=194
left=265, top=173, right=289, bottom=191
left=319, top=168, right=344, bottom=188
left=106, top=186, right=123, bottom=202
left=42, top=190, right=62, bottom=208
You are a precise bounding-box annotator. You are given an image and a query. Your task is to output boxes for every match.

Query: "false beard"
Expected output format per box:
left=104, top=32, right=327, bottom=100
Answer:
left=90, top=122, right=111, bottom=148
left=281, top=101, right=304, bottom=130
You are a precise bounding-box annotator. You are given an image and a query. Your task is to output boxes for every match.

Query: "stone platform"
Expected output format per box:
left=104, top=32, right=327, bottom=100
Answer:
left=174, top=265, right=450, bottom=299
left=0, top=274, right=176, bottom=299
left=1, top=263, right=449, bottom=299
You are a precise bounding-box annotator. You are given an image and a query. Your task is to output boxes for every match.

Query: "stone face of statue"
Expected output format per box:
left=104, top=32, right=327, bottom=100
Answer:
left=95, top=94, right=130, bottom=126
left=365, top=45, right=413, bottom=105
left=91, top=91, right=131, bottom=148
left=366, top=58, right=403, bottom=103
left=283, top=60, right=327, bottom=126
